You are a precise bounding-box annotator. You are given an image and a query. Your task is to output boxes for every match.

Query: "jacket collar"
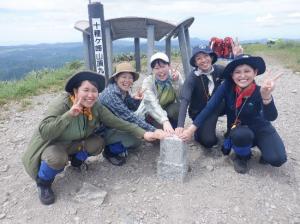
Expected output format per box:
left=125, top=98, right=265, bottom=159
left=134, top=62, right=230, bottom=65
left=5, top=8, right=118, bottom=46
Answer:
left=194, top=66, right=214, bottom=76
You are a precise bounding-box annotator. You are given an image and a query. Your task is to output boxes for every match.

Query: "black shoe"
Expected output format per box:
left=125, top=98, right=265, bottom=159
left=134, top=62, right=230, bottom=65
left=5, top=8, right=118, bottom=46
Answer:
left=70, top=155, right=83, bottom=167
left=70, top=155, right=89, bottom=170
left=36, top=178, right=55, bottom=205
left=102, top=148, right=126, bottom=166
left=233, top=156, right=249, bottom=174
left=221, top=145, right=231, bottom=155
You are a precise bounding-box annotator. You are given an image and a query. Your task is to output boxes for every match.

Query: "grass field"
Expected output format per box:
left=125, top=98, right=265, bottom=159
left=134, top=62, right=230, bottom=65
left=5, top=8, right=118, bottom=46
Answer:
left=243, top=40, right=300, bottom=72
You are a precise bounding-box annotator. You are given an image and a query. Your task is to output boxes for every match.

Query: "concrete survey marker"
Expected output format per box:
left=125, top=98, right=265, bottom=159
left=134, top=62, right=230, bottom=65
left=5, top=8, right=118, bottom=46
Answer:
left=157, top=136, right=188, bottom=182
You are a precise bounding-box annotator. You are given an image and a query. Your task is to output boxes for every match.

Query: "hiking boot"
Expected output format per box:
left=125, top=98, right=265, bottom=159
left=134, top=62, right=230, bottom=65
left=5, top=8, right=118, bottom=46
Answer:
left=233, top=156, right=249, bottom=174
left=102, top=148, right=126, bottom=166
left=36, top=177, right=55, bottom=205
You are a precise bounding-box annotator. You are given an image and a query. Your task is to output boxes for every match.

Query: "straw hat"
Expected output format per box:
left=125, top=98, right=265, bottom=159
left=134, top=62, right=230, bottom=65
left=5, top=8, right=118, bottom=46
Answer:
left=110, top=62, right=139, bottom=82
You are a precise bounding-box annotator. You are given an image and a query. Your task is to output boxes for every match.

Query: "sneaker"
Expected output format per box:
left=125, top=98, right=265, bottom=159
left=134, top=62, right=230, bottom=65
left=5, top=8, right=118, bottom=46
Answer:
left=102, top=149, right=126, bottom=166
left=233, top=156, right=249, bottom=174
left=36, top=178, right=55, bottom=205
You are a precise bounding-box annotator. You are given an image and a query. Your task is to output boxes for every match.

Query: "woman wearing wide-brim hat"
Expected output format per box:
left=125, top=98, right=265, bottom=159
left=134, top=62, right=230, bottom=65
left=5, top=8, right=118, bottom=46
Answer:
left=179, top=54, right=287, bottom=174
left=22, top=70, right=167, bottom=205
left=100, top=62, right=158, bottom=166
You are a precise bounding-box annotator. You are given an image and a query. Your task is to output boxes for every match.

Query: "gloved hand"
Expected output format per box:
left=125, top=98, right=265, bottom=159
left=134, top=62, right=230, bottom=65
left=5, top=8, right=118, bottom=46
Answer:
left=221, top=138, right=232, bottom=155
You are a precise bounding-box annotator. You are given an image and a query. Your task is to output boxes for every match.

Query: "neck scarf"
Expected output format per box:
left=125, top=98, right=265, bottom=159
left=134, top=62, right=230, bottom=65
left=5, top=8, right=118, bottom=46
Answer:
left=70, top=95, right=93, bottom=120
left=196, top=66, right=214, bottom=76
left=234, top=82, right=256, bottom=108
left=195, top=66, right=215, bottom=95
left=155, top=75, right=176, bottom=108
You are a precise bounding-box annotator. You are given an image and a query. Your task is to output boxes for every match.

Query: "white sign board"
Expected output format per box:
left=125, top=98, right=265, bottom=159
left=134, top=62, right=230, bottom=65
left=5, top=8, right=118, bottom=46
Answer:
left=92, top=18, right=105, bottom=75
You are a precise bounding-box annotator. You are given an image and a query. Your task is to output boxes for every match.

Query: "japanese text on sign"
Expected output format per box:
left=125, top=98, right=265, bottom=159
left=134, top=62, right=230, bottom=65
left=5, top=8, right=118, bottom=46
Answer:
left=92, top=18, right=105, bottom=75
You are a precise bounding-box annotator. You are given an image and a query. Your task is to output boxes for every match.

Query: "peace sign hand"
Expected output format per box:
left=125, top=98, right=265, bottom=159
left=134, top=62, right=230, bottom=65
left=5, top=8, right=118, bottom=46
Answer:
left=232, top=37, right=244, bottom=56
left=170, top=65, right=180, bottom=81
left=69, top=97, right=83, bottom=117
left=260, top=78, right=274, bottom=99
left=260, top=69, right=283, bottom=101
left=133, top=87, right=146, bottom=100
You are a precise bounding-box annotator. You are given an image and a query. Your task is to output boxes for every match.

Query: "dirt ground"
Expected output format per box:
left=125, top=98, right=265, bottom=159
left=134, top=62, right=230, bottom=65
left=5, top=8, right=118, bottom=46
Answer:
left=0, top=58, right=299, bottom=224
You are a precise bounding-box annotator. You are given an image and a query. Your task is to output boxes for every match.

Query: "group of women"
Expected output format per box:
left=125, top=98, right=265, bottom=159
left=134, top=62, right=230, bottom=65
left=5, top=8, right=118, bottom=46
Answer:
left=22, top=45, right=287, bottom=205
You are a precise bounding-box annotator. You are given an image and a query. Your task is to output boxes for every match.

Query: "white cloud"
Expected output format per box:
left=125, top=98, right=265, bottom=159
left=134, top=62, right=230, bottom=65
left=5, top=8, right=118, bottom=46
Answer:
left=256, top=13, right=274, bottom=23
left=0, top=0, right=299, bottom=45
left=0, top=0, right=89, bottom=12
left=288, top=12, right=300, bottom=18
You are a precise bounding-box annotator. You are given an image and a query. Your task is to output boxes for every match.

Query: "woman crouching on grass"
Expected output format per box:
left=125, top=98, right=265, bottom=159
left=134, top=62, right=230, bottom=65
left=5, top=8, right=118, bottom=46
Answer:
left=179, top=54, right=287, bottom=174
left=22, top=70, right=167, bottom=205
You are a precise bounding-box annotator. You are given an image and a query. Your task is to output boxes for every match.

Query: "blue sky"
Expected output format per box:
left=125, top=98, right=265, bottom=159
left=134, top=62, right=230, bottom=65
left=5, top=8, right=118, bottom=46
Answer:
left=0, top=0, right=299, bottom=45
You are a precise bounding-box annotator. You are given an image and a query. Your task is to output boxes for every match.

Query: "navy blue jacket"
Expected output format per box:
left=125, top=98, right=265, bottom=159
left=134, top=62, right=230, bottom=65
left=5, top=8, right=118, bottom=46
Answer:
left=193, top=80, right=278, bottom=132
left=178, top=64, right=224, bottom=126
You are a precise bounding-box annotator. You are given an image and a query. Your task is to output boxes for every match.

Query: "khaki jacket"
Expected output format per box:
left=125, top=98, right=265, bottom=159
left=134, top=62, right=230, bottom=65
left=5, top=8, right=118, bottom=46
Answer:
left=22, top=93, right=145, bottom=179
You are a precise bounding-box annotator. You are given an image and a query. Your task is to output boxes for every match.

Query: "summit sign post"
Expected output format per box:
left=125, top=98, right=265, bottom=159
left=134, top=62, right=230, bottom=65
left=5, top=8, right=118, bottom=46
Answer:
left=88, top=2, right=109, bottom=81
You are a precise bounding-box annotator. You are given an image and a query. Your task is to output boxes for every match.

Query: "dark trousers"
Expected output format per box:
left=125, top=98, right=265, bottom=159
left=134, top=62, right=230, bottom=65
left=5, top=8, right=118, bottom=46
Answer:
left=146, top=102, right=179, bottom=129
left=230, top=125, right=287, bottom=167
left=193, top=101, right=225, bottom=148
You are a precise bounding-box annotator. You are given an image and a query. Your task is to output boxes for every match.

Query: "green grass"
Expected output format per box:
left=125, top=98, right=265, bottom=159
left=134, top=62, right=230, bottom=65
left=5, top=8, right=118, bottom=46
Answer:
left=244, top=40, right=300, bottom=72
left=0, top=61, right=83, bottom=105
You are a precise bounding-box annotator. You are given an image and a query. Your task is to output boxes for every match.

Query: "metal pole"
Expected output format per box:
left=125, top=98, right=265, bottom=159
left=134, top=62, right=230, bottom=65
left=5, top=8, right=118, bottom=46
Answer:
left=178, top=25, right=190, bottom=79
left=105, top=25, right=113, bottom=78
left=82, top=33, right=92, bottom=70
left=184, top=28, right=192, bottom=60
left=165, top=37, right=171, bottom=63
left=134, top=38, right=141, bottom=72
left=147, top=24, right=155, bottom=75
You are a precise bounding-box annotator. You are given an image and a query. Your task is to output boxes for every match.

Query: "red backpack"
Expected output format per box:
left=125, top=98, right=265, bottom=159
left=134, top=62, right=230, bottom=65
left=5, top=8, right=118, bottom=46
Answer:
left=223, top=37, right=234, bottom=59
left=210, top=37, right=224, bottom=57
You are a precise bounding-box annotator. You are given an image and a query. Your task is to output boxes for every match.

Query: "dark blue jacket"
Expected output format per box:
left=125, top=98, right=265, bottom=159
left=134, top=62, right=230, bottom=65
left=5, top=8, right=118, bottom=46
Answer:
left=193, top=80, right=278, bottom=132
left=178, top=64, right=224, bottom=126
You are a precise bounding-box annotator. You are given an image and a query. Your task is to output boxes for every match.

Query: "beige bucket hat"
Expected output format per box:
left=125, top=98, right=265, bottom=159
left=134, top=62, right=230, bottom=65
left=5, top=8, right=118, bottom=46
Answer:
left=109, top=62, right=139, bottom=82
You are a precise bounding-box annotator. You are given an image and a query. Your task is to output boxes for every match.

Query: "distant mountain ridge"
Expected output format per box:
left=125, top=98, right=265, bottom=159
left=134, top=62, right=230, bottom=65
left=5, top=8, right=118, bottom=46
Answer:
left=0, top=43, right=84, bottom=81
left=1, top=38, right=298, bottom=81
